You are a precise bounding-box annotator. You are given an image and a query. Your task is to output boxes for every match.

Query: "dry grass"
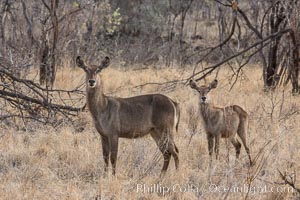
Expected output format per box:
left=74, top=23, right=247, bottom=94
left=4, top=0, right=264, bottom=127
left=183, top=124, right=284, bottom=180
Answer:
left=0, top=64, right=299, bottom=200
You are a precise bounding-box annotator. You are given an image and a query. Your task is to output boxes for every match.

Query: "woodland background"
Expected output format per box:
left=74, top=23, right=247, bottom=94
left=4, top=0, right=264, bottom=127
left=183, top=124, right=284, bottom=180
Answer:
left=0, top=0, right=299, bottom=199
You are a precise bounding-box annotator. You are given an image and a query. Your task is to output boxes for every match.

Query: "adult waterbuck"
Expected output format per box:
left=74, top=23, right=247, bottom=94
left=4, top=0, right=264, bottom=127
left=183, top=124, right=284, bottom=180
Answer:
left=189, top=79, right=252, bottom=166
left=76, top=56, right=180, bottom=176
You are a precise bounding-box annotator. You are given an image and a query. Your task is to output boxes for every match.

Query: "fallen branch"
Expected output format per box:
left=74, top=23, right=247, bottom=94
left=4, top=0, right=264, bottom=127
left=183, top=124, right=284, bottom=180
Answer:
left=0, top=89, right=82, bottom=112
left=0, top=65, right=85, bottom=127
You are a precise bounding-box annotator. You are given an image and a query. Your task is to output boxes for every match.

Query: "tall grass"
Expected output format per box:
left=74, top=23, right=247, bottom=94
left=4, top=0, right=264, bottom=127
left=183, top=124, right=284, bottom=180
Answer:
left=0, top=65, right=299, bottom=199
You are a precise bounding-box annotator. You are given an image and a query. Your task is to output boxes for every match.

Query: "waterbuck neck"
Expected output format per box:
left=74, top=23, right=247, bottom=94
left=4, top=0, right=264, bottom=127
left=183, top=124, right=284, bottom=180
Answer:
left=200, top=102, right=214, bottom=122
left=86, top=84, right=107, bottom=113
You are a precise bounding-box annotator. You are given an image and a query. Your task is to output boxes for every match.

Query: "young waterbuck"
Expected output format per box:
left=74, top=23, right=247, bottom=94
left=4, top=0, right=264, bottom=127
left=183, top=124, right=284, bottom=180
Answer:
left=189, top=79, right=252, bottom=166
left=76, top=56, right=180, bottom=176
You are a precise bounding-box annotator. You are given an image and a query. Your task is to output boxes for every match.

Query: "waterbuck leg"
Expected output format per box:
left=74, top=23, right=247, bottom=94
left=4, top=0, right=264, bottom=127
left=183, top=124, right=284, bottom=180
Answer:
left=168, top=143, right=179, bottom=170
left=110, top=135, right=119, bottom=176
left=230, top=137, right=241, bottom=159
left=237, top=117, right=253, bottom=165
left=214, top=135, right=221, bottom=160
left=241, top=140, right=252, bottom=166
left=237, top=132, right=253, bottom=165
left=101, top=135, right=110, bottom=173
left=247, top=148, right=253, bottom=166
left=207, top=134, right=214, bottom=165
left=166, top=129, right=179, bottom=170
left=150, top=130, right=171, bottom=176
left=161, top=150, right=171, bottom=177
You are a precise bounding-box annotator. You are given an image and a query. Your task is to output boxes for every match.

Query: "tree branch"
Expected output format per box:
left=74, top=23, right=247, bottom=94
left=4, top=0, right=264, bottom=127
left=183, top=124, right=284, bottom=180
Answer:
left=188, top=29, right=291, bottom=82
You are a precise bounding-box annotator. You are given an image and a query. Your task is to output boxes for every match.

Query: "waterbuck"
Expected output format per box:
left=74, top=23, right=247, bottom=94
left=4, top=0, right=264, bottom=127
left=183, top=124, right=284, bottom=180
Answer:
left=189, top=79, right=252, bottom=166
left=76, top=56, right=180, bottom=176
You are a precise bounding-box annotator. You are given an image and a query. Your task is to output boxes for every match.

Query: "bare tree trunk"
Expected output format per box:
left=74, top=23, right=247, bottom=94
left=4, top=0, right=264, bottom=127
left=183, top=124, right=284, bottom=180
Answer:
left=39, top=30, right=50, bottom=87
left=49, top=0, right=59, bottom=88
left=21, top=0, right=36, bottom=48
left=178, top=0, right=193, bottom=66
left=39, top=0, right=59, bottom=89
left=264, top=3, right=285, bottom=88
left=289, top=30, right=299, bottom=93
left=192, top=1, right=201, bottom=37
left=0, top=0, right=10, bottom=47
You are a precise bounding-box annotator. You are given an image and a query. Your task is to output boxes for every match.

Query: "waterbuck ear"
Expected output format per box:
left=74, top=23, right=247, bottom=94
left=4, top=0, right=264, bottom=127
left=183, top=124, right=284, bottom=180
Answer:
left=189, top=79, right=199, bottom=90
left=209, top=79, right=218, bottom=89
left=96, top=56, right=110, bottom=73
left=76, top=56, right=88, bottom=72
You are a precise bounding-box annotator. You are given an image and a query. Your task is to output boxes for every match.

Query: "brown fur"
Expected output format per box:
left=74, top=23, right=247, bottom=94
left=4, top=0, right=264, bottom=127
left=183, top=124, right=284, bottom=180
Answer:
left=76, top=56, right=180, bottom=176
left=189, top=79, right=252, bottom=165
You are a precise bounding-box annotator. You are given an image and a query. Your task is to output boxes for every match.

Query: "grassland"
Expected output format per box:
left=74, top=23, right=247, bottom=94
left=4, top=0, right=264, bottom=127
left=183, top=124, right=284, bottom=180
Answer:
left=0, top=64, right=299, bottom=199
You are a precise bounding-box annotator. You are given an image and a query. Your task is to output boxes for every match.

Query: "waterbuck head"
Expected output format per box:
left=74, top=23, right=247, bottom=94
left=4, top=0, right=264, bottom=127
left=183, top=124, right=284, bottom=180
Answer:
left=189, top=79, right=218, bottom=103
left=76, top=56, right=110, bottom=88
